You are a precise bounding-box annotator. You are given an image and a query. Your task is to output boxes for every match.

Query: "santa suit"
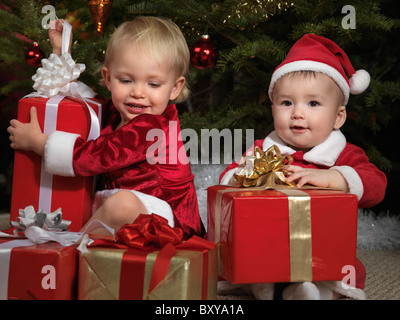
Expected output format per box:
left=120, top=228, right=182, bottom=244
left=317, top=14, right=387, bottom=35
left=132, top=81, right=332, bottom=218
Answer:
left=220, top=129, right=387, bottom=299
left=43, top=102, right=202, bottom=238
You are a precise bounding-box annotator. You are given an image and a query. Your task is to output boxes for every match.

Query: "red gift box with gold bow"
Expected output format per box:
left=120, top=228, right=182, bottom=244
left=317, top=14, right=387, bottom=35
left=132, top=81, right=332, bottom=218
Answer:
left=206, top=146, right=358, bottom=284
left=206, top=185, right=358, bottom=284
left=78, top=214, right=218, bottom=300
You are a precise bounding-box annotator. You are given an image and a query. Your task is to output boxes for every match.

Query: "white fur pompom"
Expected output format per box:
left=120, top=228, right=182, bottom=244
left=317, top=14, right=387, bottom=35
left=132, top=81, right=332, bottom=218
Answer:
left=349, top=69, right=370, bottom=94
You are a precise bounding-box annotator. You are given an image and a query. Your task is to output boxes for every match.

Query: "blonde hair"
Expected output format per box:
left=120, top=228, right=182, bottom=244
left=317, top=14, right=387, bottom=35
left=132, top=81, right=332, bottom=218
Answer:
left=104, top=16, right=190, bottom=103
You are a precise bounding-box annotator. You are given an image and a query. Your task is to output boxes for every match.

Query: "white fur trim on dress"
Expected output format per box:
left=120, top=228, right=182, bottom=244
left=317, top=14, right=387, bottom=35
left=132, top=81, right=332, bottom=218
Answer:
left=262, top=130, right=298, bottom=157
left=220, top=168, right=239, bottom=186
left=268, top=60, right=351, bottom=105
left=263, top=130, right=347, bottom=167
left=303, top=130, right=347, bottom=167
left=330, top=165, right=364, bottom=200
left=92, top=189, right=175, bottom=227
left=44, top=131, right=79, bottom=177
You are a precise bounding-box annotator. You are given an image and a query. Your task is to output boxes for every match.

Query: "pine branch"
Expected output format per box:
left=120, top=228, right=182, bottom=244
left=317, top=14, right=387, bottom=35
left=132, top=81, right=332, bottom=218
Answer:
left=217, top=36, right=288, bottom=71
left=366, top=145, right=393, bottom=172
left=127, top=1, right=161, bottom=15
left=0, top=79, right=33, bottom=96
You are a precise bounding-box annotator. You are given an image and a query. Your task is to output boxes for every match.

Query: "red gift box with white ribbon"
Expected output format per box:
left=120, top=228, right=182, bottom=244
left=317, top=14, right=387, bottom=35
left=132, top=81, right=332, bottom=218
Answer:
left=10, top=95, right=102, bottom=231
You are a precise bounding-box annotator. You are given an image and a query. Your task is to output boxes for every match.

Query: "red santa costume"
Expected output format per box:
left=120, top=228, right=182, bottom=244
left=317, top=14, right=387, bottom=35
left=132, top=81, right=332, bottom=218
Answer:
left=220, top=129, right=387, bottom=209
left=219, top=129, right=387, bottom=299
left=42, top=102, right=203, bottom=238
left=219, top=34, right=387, bottom=299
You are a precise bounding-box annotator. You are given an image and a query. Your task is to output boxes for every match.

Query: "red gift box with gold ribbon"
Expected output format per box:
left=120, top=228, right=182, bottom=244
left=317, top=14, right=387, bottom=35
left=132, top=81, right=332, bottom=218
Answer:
left=0, top=237, right=78, bottom=300
left=10, top=96, right=102, bottom=231
left=206, top=185, right=358, bottom=284
left=78, top=214, right=218, bottom=300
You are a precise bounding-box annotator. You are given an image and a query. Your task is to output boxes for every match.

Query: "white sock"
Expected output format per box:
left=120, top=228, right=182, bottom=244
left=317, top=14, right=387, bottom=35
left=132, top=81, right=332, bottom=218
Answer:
left=282, top=282, right=333, bottom=300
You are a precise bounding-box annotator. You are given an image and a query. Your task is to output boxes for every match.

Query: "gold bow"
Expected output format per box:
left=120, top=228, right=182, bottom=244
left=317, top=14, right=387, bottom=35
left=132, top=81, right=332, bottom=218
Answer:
left=233, top=145, right=295, bottom=188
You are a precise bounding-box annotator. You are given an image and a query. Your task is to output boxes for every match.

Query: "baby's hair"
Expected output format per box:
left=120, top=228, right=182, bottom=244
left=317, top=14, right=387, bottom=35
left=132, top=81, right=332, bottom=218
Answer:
left=104, top=16, right=190, bottom=103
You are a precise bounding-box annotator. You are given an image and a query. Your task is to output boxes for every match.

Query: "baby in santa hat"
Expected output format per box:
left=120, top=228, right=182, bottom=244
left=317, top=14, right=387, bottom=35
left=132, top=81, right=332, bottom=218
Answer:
left=219, top=34, right=387, bottom=300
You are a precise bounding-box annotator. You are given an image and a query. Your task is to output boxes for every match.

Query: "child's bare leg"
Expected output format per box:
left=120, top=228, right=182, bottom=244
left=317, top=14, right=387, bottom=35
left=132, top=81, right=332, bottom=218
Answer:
left=81, top=190, right=148, bottom=235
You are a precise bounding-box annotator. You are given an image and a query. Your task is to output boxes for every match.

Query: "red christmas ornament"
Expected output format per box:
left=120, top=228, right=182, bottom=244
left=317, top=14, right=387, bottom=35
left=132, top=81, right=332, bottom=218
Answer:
left=190, top=35, right=218, bottom=69
left=25, top=42, right=45, bottom=68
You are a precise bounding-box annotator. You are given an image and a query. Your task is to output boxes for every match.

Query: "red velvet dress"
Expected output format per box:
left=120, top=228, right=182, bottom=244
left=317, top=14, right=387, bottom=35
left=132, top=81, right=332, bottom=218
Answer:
left=71, top=102, right=202, bottom=238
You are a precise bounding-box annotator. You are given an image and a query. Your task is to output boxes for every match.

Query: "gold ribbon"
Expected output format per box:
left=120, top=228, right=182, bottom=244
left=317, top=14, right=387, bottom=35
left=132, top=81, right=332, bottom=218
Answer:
left=233, top=145, right=295, bottom=188
left=214, top=145, right=313, bottom=281
left=279, top=189, right=312, bottom=282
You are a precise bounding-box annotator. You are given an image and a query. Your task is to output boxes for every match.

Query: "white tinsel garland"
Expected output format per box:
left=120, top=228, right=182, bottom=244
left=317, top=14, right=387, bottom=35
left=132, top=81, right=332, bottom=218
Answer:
left=357, top=210, right=400, bottom=250
left=191, top=163, right=400, bottom=251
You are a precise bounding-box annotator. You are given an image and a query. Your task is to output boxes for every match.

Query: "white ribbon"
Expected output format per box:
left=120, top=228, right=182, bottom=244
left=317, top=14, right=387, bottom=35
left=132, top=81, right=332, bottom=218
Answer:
left=10, top=205, right=71, bottom=232
left=31, top=21, right=85, bottom=97
left=31, top=53, right=85, bottom=97
left=69, top=82, right=101, bottom=141
left=26, top=20, right=100, bottom=141
left=0, top=219, right=114, bottom=246
left=24, top=20, right=101, bottom=143
left=35, top=89, right=101, bottom=213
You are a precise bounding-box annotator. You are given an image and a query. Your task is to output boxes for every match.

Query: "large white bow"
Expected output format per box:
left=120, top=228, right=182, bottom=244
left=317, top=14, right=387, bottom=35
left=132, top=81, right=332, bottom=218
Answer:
left=1, top=205, right=114, bottom=247
left=29, top=20, right=95, bottom=99
left=31, top=52, right=85, bottom=97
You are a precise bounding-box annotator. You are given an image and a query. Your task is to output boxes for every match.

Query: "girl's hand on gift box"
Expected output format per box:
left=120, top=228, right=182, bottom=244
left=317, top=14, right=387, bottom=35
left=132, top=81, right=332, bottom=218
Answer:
left=49, top=19, right=71, bottom=56
left=285, top=165, right=349, bottom=192
left=7, top=107, right=48, bottom=156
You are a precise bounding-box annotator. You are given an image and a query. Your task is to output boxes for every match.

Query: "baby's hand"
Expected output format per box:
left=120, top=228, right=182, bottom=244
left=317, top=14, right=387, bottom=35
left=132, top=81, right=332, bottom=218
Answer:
left=285, top=165, right=349, bottom=192
left=49, top=19, right=71, bottom=56
left=7, top=107, right=48, bottom=156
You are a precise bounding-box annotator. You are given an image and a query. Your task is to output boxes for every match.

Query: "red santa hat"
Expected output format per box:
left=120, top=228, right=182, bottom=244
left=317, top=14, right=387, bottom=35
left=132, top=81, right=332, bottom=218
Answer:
left=268, top=34, right=370, bottom=105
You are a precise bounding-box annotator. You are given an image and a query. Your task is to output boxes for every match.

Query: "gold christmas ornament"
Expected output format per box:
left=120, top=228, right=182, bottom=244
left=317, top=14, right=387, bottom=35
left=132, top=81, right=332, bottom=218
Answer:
left=88, top=0, right=113, bottom=35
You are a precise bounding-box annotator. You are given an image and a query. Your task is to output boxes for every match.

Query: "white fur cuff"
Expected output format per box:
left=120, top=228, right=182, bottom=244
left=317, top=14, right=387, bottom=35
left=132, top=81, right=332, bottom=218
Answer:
left=330, top=165, right=364, bottom=200
left=220, top=168, right=237, bottom=185
left=44, top=131, right=79, bottom=177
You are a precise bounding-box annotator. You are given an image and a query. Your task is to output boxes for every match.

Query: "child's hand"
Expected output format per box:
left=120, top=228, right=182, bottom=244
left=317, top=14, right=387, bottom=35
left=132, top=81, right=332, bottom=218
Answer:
left=7, top=107, right=48, bottom=156
left=49, top=19, right=71, bottom=56
left=285, top=165, right=349, bottom=192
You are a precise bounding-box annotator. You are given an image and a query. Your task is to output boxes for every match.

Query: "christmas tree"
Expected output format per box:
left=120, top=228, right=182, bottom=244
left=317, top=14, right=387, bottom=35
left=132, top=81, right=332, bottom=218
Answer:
left=0, top=0, right=399, bottom=213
